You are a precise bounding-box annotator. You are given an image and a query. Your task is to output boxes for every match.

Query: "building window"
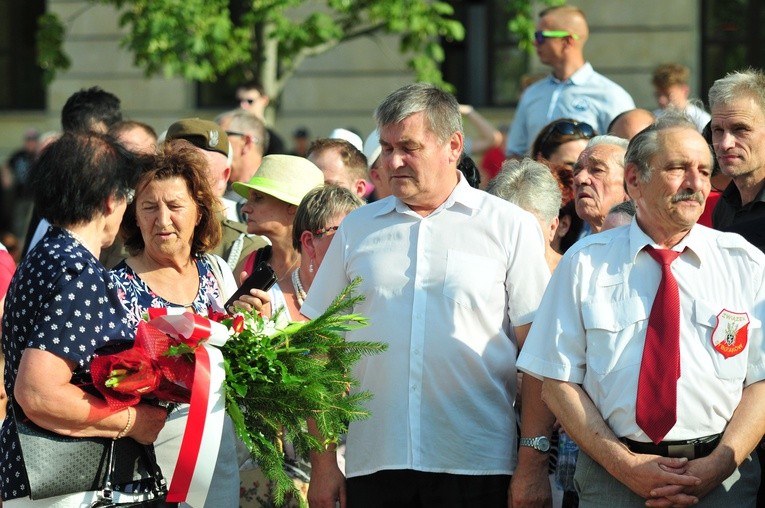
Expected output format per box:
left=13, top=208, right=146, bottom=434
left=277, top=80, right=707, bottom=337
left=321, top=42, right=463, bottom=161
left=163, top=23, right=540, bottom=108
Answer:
left=442, top=0, right=529, bottom=107
left=0, top=0, right=46, bottom=110
left=701, top=0, right=765, bottom=100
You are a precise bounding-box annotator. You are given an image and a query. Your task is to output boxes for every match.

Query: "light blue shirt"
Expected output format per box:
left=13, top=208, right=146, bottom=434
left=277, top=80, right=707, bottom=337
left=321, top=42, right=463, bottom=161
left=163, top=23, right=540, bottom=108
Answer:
left=506, top=62, right=635, bottom=156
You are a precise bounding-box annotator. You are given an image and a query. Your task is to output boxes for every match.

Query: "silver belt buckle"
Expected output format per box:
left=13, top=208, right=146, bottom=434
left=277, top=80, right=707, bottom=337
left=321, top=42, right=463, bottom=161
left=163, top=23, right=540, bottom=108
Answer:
left=666, top=443, right=695, bottom=459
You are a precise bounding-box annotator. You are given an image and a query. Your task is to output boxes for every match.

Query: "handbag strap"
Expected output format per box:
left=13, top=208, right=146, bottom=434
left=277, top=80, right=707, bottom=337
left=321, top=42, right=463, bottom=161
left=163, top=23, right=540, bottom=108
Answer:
left=91, top=440, right=117, bottom=507
left=91, top=438, right=168, bottom=507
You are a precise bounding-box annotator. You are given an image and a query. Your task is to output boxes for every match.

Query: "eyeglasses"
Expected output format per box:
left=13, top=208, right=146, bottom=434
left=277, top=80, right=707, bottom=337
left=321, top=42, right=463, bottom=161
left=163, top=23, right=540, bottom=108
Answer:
left=538, top=120, right=596, bottom=151
left=313, top=225, right=340, bottom=237
left=226, top=131, right=260, bottom=144
left=534, top=30, right=579, bottom=45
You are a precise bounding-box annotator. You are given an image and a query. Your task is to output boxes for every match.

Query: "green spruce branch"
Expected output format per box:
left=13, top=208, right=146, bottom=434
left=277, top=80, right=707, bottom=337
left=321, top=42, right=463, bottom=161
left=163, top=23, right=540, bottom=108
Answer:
left=222, top=277, right=386, bottom=506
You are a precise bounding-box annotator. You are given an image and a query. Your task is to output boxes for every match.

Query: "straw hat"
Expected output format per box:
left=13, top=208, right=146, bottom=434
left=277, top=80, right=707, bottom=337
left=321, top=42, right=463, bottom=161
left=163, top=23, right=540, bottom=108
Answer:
left=232, top=154, right=324, bottom=206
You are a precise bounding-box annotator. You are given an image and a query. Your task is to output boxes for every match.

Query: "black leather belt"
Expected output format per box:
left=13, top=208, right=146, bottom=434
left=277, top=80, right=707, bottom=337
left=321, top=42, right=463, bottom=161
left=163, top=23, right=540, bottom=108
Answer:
left=620, top=434, right=722, bottom=459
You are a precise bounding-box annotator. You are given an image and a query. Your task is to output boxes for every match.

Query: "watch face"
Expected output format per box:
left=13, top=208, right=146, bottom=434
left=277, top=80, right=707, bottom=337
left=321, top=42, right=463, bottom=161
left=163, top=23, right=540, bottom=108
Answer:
left=536, top=436, right=551, bottom=452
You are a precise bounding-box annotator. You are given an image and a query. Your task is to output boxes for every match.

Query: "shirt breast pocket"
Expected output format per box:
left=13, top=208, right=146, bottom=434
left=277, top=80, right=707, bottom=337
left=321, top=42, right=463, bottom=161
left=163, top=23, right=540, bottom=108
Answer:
left=442, top=250, right=502, bottom=310
left=581, top=297, right=649, bottom=377
left=694, top=300, right=756, bottom=381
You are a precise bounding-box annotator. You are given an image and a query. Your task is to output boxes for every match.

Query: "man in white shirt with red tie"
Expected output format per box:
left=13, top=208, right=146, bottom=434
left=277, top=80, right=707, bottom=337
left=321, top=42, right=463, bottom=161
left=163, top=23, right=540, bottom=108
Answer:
left=518, top=113, right=765, bottom=506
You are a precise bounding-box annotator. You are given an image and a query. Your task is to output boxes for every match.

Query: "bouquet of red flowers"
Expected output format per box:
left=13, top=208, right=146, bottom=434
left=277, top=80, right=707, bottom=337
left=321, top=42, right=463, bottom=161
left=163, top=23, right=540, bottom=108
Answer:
left=91, top=310, right=230, bottom=409
left=92, top=279, right=386, bottom=506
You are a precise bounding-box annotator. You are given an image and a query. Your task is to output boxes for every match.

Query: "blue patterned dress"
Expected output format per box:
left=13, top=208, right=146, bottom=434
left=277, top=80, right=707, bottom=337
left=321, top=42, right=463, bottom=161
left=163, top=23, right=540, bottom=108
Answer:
left=110, top=254, right=240, bottom=508
left=0, top=227, right=133, bottom=501
left=111, top=256, right=226, bottom=327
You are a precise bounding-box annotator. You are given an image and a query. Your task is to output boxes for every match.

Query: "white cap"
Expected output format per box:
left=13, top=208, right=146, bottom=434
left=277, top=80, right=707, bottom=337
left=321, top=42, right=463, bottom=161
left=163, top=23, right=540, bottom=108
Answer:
left=329, top=128, right=363, bottom=152
left=362, top=129, right=381, bottom=169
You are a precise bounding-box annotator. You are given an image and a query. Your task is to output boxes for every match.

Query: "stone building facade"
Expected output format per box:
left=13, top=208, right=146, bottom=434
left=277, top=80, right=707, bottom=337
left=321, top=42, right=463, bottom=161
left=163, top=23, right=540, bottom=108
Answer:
left=0, top=0, right=710, bottom=160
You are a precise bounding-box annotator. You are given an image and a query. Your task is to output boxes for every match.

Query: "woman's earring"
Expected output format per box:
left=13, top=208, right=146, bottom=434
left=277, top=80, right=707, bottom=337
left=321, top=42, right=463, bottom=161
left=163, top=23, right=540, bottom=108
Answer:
left=309, top=260, right=314, bottom=273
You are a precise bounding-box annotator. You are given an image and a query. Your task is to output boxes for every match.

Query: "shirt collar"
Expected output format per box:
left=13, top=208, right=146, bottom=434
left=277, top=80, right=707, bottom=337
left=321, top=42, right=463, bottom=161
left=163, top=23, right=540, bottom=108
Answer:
left=721, top=179, right=765, bottom=208
left=373, top=170, right=478, bottom=218
left=628, top=218, right=706, bottom=266
left=550, top=62, right=593, bottom=85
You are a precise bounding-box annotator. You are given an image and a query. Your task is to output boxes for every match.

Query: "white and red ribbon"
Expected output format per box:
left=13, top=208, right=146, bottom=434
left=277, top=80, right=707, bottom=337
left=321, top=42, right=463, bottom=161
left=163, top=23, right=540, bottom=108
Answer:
left=146, top=308, right=230, bottom=507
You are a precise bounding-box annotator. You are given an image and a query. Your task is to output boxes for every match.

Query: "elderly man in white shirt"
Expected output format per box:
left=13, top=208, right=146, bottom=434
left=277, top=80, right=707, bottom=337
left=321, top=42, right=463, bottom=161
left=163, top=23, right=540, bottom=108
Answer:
left=301, top=83, right=550, bottom=508
left=518, top=114, right=765, bottom=507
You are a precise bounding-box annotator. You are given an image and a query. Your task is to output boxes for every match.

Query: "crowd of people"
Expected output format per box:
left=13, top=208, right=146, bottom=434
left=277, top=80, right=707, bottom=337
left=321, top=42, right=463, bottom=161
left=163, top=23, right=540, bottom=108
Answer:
left=2, top=2, right=765, bottom=508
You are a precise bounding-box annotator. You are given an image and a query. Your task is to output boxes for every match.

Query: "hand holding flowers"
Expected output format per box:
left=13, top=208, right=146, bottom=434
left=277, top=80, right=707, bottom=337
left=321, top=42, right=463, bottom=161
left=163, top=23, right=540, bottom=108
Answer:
left=92, top=278, right=385, bottom=505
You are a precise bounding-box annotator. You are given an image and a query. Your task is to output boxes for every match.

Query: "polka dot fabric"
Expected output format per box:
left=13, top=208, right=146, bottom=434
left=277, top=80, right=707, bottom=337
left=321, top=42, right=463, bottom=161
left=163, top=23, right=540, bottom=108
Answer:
left=0, top=227, right=133, bottom=501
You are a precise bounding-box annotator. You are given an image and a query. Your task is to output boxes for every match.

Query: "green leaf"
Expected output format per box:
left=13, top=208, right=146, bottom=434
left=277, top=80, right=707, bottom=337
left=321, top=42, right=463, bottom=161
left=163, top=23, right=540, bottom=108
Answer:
left=221, top=277, right=386, bottom=502
left=35, top=13, right=71, bottom=83
left=36, top=0, right=468, bottom=99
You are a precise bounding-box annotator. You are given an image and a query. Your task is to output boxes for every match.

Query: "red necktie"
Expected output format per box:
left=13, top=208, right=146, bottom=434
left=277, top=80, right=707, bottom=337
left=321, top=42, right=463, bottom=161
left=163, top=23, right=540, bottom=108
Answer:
left=636, top=247, right=682, bottom=444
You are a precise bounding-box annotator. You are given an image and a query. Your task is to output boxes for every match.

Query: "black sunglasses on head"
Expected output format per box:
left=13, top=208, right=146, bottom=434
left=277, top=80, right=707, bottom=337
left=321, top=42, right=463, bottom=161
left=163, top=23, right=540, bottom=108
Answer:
left=539, top=120, right=596, bottom=151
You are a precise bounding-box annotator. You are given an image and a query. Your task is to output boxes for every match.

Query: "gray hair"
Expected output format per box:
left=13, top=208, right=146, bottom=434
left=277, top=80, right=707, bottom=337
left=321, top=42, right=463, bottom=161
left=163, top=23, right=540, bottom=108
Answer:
left=374, top=83, right=462, bottom=144
left=576, top=135, right=629, bottom=175
left=219, top=109, right=269, bottom=152
left=625, top=113, right=706, bottom=181
left=586, top=135, right=629, bottom=151
left=708, top=68, right=765, bottom=114
left=292, top=185, right=364, bottom=251
left=486, top=158, right=562, bottom=224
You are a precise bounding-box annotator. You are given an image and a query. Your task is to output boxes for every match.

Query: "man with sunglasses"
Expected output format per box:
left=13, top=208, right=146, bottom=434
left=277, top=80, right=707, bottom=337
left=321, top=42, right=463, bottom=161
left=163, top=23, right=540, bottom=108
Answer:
left=217, top=109, right=270, bottom=214
left=235, top=79, right=287, bottom=155
left=506, top=5, right=634, bottom=158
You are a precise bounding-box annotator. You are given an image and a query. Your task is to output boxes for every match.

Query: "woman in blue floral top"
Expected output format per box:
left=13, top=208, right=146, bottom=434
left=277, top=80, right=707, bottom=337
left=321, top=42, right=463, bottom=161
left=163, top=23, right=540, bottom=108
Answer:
left=0, top=133, right=168, bottom=506
left=110, top=139, right=239, bottom=508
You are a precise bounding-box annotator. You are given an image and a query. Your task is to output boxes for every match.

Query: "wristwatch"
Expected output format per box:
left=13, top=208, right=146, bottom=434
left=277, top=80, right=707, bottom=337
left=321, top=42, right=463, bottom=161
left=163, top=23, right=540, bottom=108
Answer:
left=519, top=436, right=551, bottom=453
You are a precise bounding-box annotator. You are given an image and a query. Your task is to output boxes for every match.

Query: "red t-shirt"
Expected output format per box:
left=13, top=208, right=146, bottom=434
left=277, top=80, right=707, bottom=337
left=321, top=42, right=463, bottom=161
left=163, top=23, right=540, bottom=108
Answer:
left=699, top=190, right=722, bottom=228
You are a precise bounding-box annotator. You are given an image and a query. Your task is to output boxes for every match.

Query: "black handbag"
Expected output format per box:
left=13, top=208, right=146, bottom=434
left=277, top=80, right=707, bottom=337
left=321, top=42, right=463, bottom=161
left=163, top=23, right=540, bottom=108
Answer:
left=11, top=399, right=170, bottom=505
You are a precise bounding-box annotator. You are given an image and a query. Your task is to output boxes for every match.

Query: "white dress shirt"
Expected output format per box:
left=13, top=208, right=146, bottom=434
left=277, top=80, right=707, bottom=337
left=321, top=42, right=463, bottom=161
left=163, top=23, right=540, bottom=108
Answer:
left=518, top=220, right=765, bottom=442
left=302, top=175, right=550, bottom=478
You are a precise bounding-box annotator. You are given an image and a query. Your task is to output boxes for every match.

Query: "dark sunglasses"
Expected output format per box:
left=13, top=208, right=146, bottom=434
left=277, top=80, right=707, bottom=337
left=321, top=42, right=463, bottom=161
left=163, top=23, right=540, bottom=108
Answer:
left=539, top=120, right=596, bottom=149
left=534, top=30, right=579, bottom=45
left=226, top=131, right=261, bottom=145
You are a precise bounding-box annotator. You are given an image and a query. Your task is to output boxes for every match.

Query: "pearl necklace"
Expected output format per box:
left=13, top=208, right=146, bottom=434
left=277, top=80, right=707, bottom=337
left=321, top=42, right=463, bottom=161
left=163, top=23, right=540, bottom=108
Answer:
left=65, top=228, right=89, bottom=248
left=291, top=268, right=307, bottom=307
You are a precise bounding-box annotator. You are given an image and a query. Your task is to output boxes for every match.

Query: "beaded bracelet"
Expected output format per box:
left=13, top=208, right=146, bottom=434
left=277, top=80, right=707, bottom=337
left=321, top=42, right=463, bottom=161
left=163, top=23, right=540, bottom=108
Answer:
left=114, top=406, right=133, bottom=440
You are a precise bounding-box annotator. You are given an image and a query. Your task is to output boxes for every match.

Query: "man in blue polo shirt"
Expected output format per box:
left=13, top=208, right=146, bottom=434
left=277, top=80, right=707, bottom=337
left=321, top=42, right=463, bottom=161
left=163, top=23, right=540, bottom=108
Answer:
left=506, top=5, right=634, bottom=157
